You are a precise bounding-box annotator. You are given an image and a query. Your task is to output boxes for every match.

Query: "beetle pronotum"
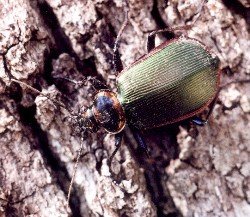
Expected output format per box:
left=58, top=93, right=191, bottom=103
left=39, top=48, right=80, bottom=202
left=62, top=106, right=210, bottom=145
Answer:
left=4, top=0, right=249, bottom=208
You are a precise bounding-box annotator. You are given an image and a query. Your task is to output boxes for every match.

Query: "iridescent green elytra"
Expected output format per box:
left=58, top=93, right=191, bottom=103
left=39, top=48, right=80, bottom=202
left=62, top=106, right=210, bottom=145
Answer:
left=117, top=37, right=220, bottom=130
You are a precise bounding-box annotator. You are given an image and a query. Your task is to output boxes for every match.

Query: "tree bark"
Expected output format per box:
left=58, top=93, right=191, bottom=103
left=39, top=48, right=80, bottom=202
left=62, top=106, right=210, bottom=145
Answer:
left=0, top=0, right=249, bottom=216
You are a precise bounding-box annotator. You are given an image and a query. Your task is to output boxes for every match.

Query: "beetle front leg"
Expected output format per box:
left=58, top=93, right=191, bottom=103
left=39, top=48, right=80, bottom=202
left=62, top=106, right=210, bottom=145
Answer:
left=108, top=131, right=124, bottom=168
left=52, top=75, right=108, bottom=91
left=108, top=131, right=124, bottom=185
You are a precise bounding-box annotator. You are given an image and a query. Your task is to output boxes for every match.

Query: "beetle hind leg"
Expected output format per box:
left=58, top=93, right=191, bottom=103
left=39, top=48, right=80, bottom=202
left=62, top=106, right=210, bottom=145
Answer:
left=192, top=117, right=207, bottom=126
left=192, top=91, right=219, bottom=126
left=147, top=29, right=175, bottom=53
left=147, top=0, right=208, bottom=53
left=147, top=25, right=192, bottom=53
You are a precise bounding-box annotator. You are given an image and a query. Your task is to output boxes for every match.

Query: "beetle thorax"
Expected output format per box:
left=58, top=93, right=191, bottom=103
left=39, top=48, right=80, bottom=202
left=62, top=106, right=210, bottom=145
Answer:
left=92, top=90, right=126, bottom=134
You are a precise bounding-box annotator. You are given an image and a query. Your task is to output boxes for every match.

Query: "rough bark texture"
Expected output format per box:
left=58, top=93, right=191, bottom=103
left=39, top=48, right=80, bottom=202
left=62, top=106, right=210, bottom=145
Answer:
left=0, top=0, right=249, bottom=217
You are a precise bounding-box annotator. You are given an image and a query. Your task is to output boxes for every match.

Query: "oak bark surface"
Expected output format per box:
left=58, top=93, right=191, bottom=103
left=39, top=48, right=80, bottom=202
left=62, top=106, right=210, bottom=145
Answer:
left=0, top=0, right=249, bottom=217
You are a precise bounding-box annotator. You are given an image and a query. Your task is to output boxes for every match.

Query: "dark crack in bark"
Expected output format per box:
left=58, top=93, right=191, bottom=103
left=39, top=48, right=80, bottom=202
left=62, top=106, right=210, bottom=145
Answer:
left=17, top=104, right=81, bottom=217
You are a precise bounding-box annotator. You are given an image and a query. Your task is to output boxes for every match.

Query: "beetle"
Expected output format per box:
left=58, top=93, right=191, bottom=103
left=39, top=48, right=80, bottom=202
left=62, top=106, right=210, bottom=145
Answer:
left=77, top=19, right=221, bottom=166
left=9, top=1, right=221, bottom=171
left=84, top=36, right=220, bottom=159
left=7, top=0, right=223, bottom=204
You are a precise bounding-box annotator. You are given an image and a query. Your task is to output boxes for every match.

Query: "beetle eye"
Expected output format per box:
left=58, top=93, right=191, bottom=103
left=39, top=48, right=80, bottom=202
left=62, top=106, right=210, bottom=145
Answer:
left=92, top=90, right=126, bottom=134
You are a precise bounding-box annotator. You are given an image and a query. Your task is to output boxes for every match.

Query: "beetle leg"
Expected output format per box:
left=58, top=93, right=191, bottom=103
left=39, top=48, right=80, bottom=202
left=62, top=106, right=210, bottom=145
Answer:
left=108, top=131, right=124, bottom=168
left=147, top=25, right=192, bottom=53
left=147, top=0, right=207, bottom=52
left=108, top=131, right=125, bottom=185
left=192, top=91, right=219, bottom=126
left=192, top=117, right=207, bottom=126
left=147, top=31, right=156, bottom=53
left=147, top=28, right=176, bottom=53
left=113, top=8, right=129, bottom=74
left=113, top=43, right=123, bottom=74
left=132, top=129, right=150, bottom=158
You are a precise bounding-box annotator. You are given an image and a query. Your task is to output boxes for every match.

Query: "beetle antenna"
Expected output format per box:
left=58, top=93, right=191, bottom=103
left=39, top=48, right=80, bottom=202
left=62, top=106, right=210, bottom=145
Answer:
left=66, top=140, right=83, bottom=207
left=53, top=76, right=86, bottom=87
left=9, top=77, right=94, bottom=206
left=10, top=78, right=77, bottom=117
left=67, top=132, right=89, bottom=208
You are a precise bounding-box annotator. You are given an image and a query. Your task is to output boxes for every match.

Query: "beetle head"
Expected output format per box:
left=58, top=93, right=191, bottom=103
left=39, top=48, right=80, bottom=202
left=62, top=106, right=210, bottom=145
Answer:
left=89, top=90, right=126, bottom=134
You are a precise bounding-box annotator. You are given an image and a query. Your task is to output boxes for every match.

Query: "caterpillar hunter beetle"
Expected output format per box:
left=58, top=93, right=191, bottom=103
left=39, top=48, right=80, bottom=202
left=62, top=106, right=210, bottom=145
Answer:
left=8, top=0, right=224, bottom=204
left=83, top=2, right=221, bottom=164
